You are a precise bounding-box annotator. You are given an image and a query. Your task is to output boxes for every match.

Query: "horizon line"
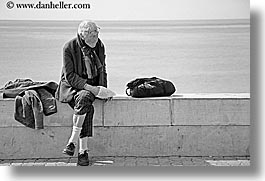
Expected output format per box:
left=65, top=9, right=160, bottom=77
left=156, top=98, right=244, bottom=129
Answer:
left=0, top=18, right=250, bottom=22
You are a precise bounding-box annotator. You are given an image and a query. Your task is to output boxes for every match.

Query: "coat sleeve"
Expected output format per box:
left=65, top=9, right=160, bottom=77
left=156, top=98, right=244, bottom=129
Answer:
left=98, top=41, right=108, bottom=88
left=63, top=44, right=87, bottom=90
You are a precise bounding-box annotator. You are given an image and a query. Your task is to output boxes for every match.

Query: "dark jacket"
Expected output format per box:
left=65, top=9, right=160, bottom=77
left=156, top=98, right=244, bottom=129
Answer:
left=55, top=37, right=107, bottom=103
left=14, top=87, right=57, bottom=129
left=0, top=79, right=58, bottom=129
left=0, top=79, right=57, bottom=98
left=15, top=89, right=43, bottom=129
left=14, top=88, right=57, bottom=129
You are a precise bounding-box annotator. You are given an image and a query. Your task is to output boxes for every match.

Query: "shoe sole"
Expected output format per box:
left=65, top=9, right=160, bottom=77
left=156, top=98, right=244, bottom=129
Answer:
left=62, top=150, right=74, bottom=156
left=77, top=162, right=90, bottom=166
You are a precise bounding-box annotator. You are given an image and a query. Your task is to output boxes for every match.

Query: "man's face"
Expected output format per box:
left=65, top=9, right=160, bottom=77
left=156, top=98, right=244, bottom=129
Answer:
left=83, top=24, right=99, bottom=47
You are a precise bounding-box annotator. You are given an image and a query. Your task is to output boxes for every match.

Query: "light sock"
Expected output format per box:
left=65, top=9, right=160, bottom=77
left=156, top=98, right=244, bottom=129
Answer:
left=79, top=137, right=88, bottom=154
left=68, top=126, right=82, bottom=145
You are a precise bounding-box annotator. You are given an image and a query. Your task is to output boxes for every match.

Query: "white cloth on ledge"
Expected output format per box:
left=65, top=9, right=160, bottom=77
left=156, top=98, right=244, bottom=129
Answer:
left=96, top=86, right=116, bottom=99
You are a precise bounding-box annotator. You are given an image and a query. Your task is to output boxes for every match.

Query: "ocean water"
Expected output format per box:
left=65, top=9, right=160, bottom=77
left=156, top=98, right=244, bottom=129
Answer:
left=0, top=19, right=250, bottom=95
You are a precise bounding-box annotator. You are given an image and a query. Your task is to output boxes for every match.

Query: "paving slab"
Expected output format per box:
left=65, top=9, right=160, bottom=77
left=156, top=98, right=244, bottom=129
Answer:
left=0, top=156, right=250, bottom=167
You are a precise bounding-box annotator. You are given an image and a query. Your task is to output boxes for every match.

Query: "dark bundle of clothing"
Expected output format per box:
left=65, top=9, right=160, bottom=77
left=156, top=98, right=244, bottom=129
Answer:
left=0, top=79, right=58, bottom=129
left=126, top=77, right=176, bottom=98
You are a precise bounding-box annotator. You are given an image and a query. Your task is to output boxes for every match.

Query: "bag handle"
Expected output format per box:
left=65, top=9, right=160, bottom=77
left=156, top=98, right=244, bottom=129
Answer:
left=126, top=88, right=131, bottom=96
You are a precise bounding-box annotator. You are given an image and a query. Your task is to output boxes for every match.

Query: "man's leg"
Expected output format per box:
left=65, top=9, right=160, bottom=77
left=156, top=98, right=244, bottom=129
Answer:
left=79, top=137, right=88, bottom=154
left=79, top=105, right=94, bottom=154
left=77, top=103, right=94, bottom=166
left=63, top=90, right=95, bottom=158
left=68, top=114, right=86, bottom=145
left=63, top=114, right=86, bottom=156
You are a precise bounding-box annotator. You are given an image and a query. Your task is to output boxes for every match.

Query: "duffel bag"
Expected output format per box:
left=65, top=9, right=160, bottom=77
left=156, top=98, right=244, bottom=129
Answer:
left=126, top=77, right=176, bottom=98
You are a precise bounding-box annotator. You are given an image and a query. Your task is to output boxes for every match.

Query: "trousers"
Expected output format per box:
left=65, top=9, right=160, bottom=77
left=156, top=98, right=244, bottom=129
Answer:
left=68, top=90, right=95, bottom=138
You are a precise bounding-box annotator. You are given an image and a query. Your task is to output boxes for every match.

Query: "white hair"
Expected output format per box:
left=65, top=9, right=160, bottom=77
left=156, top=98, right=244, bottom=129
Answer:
left=77, top=20, right=97, bottom=37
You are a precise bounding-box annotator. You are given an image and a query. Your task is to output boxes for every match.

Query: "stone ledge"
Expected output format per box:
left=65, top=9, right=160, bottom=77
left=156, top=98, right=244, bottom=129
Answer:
left=0, top=125, right=249, bottom=159
left=0, top=93, right=250, bottom=127
left=0, top=93, right=250, bottom=159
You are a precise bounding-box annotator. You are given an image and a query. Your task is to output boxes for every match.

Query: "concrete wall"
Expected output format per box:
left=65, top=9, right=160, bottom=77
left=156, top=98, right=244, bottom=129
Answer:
left=0, top=93, right=250, bottom=159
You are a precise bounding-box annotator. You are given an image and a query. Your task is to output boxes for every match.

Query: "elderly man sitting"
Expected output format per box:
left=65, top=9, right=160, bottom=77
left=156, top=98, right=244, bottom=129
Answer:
left=56, top=20, right=115, bottom=166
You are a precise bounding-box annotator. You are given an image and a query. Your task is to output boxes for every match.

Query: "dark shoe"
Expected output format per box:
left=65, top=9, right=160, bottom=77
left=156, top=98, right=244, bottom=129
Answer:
left=62, top=142, right=75, bottom=156
left=77, top=150, right=90, bottom=166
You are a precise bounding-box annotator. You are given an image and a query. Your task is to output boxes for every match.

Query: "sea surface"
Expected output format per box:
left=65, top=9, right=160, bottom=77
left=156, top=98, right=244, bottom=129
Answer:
left=0, top=19, right=250, bottom=95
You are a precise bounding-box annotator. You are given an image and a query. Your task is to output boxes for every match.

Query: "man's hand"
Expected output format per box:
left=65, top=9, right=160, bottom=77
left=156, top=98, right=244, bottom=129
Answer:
left=83, top=84, right=100, bottom=95
left=104, top=97, right=113, bottom=102
left=84, top=84, right=116, bottom=100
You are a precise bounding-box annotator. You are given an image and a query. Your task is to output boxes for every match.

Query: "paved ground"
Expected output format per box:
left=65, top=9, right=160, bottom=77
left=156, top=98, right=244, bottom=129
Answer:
left=0, top=156, right=250, bottom=166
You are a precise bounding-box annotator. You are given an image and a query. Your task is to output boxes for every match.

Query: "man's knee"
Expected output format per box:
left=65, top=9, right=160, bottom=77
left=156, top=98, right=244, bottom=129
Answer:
left=73, top=90, right=95, bottom=115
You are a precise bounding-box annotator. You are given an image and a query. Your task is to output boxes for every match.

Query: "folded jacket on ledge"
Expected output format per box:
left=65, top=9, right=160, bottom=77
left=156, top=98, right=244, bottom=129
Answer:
left=15, top=89, right=44, bottom=129
left=0, top=79, right=58, bottom=129
left=0, top=78, right=58, bottom=98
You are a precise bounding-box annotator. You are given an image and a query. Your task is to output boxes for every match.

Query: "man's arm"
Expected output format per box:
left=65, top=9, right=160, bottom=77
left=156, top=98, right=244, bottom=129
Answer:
left=63, top=45, right=87, bottom=90
left=84, top=84, right=115, bottom=100
left=98, top=40, right=107, bottom=88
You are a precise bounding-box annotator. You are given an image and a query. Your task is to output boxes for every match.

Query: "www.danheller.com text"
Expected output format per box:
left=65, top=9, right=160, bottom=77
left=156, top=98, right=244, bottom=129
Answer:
left=7, top=1, right=91, bottom=9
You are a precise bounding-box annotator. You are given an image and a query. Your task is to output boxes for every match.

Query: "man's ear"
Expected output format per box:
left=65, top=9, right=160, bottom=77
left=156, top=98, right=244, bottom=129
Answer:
left=80, top=33, right=85, bottom=40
